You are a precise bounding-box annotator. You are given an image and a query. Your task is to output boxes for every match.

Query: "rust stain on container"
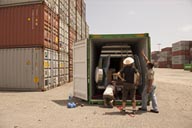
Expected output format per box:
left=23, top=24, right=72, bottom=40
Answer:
left=0, top=3, right=59, bottom=50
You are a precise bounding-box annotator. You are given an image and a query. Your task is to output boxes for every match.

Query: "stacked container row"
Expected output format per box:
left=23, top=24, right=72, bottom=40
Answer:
left=0, top=2, right=60, bottom=90
left=68, top=0, right=89, bottom=82
left=158, top=47, right=172, bottom=68
left=0, top=0, right=89, bottom=90
left=59, top=0, right=69, bottom=84
left=172, top=41, right=192, bottom=69
left=68, top=0, right=76, bottom=82
left=151, top=51, right=160, bottom=67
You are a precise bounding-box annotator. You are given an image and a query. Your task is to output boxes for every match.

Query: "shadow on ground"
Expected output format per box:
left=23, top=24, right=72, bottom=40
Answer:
left=52, top=97, right=94, bottom=107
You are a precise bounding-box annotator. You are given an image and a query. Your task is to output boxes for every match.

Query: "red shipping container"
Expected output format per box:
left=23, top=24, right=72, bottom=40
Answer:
left=158, top=61, right=172, bottom=68
left=0, top=3, right=59, bottom=50
left=161, top=47, right=172, bottom=52
left=172, top=64, right=184, bottom=69
left=172, top=50, right=190, bottom=56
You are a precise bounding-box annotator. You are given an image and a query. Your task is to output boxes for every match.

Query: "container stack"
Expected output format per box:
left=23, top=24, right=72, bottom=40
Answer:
left=158, top=47, right=172, bottom=68
left=172, top=41, right=192, bottom=69
left=151, top=51, right=160, bottom=67
left=76, top=0, right=82, bottom=41
left=69, top=0, right=77, bottom=82
left=68, top=0, right=88, bottom=82
left=81, top=0, right=86, bottom=39
left=59, top=0, right=69, bottom=84
left=0, top=0, right=89, bottom=91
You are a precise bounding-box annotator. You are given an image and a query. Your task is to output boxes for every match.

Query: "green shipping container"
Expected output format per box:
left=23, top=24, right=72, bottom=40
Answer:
left=73, top=33, right=151, bottom=104
left=184, top=64, right=192, bottom=71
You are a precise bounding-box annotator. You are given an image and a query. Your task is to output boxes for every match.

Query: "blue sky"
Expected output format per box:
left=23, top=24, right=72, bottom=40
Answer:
left=85, top=0, right=192, bottom=51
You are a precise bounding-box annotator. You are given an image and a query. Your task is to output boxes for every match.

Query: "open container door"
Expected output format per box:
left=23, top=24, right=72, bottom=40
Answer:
left=73, top=39, right=88, bottom=100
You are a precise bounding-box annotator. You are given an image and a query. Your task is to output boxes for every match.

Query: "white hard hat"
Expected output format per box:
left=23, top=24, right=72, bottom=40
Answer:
left=123, top=57, right=134, bottom=65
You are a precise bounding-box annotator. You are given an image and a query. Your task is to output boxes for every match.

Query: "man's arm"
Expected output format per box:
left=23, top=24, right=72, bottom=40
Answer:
left=141, top=50, right=150, bottom=63
left=116, top=72, right=125, bottom=81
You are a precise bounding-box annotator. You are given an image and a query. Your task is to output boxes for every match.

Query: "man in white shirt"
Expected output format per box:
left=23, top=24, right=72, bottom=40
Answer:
left=103, top=81, right=115, bottom=108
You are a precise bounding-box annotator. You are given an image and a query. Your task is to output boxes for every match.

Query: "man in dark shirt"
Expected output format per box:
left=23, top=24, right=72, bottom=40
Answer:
left=117, top=57, right=138, bottom=114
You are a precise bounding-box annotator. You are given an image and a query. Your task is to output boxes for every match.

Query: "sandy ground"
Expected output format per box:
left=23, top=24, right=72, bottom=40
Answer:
left=0, top=68, right=192, bottom=128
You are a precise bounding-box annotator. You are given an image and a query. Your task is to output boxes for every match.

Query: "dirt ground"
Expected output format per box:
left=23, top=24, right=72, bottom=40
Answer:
left=0, top=68, right=192, bottom=128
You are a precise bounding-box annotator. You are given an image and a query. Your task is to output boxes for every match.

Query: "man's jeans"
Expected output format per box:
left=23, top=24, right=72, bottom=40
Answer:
left=141, top=85, right=158, bottom=111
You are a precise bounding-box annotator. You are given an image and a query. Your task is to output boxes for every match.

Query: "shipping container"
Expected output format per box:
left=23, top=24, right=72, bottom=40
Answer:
left=158, top=47, right=172, bottom=68
left=151, top=51, right=160, bottom=67
left=172, top=64, right=184, bottom=69
left=76, top=11, right=82, bottom=41
left=158, top=61, right=172, bottom=68
left=59, top=0, right=68, bottom=22
left=76, top=0, right=82, bottom=16
left=0, top=48, right=60, bottom=91
left=69, top=0, right=76, bottom=31
left=172, top=55, right=190, bottom=65
left=81, top=19, right=86, bottom=39
left=0, top=0, right=59, bottom=14
left=184, top=64, right=192, bottom=71
left=172, top=41, right=192, bottom=69
left=172, top=50, right=190, bottom=56
left=82, top=0, right=86, bottom=21
left=172, top=41, right=192, bottom=52
left=73, top=33, right=151, bottom=104
left=85, top=22, right=89, bottom=38
left=0, top=0, right=42, bottom=6
left=0, top=3, right=59, bottom=50
left=161, top=47, right=172, bottom=52
left=68, top=27, right=77, bottom=82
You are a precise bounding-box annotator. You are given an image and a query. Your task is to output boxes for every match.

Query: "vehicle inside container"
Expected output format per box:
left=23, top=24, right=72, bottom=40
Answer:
left=90, top=37, right=149, bottom=101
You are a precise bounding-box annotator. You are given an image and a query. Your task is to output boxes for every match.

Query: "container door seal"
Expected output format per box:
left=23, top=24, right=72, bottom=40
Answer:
left=73, top=39, right=88, bottom=100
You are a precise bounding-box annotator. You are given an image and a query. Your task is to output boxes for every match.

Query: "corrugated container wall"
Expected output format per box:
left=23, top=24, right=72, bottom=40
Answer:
left=81, top=0, right=86, bottom=39
left=69, top=27, right=76, bottom=82
left=0, top=0, right=42, bottom=6
left=0, top=0, right=59, bottom=14
left=82, top=0, right=86, bottom=21
left=0, top=48, right=59, bottom=90
left=69, top=0, right=76, bottom=31
left=85, top=22, right=89, bottom=38
left=76, top=0, right=82, bottom=16
left=76, top=8, right=82, bottom=41
left=158, top=47, right=172, bottom=68
left=172, top=41, right=192, bottom=69
left=151, top=51, right=160, bottom=67
left=59, top=0, right=69, bottom=83
left=0, top=3, right=59, bottom=50
left=0, top=0, right=88, bottom=87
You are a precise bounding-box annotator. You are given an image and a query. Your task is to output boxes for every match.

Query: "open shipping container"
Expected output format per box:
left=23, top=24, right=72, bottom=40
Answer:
left=73, top=33, right=151, bottom=104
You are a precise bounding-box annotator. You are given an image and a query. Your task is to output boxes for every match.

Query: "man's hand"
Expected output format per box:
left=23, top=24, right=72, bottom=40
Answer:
left=116, top=72, right=125, bottom=82
left=121, top=79, right=126, bottom=82
left=147, top=87, right=151, bottom=93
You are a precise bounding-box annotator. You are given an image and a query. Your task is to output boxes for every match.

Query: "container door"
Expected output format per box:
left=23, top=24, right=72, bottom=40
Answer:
left=73, top=39, right=88, bottom=100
